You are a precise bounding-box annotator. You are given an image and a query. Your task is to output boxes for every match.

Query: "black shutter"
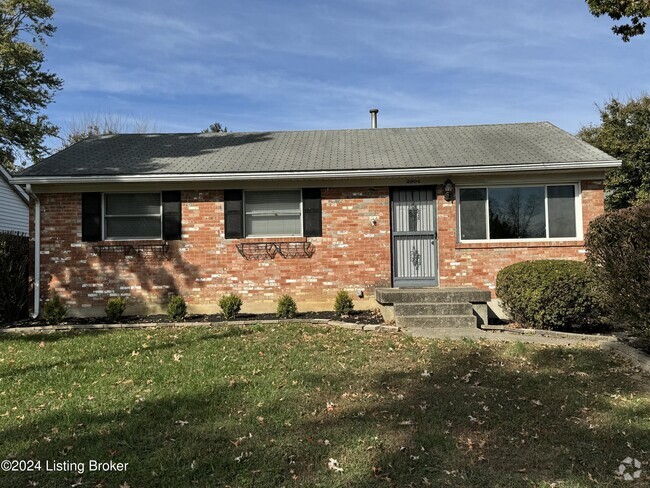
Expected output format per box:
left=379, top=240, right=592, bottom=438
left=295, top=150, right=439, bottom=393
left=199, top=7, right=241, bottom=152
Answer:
left=303, top=188, right=322, bottom=237
left=224, top=189, right=244, bottom=239
left=81, top=192, right=102, bottom=242
left=162, top=191, right=182, bottom=240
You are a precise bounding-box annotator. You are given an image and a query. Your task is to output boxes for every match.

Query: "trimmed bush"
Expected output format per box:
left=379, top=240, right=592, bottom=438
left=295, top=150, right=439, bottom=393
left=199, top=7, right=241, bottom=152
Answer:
left=43, top=294, right=67, bottom=325
left=0, top=232, right=29, bottom=322
left=219, top=293, right=242, bottom=320
left=586, top=203, right=650, bottom=342
left=496, top=260, right=602, bottom=331
left=105, top=297, right=127, bottom=322
left=276, top=294, right=297, bottom=319
left=334, top=290, right=354, bottom=317
left=167, top=295, right=187, bottom=321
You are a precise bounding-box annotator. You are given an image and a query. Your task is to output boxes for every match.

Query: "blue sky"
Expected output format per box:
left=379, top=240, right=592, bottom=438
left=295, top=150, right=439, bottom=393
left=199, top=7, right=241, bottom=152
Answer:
left=44, top=0, right=649, bottom=141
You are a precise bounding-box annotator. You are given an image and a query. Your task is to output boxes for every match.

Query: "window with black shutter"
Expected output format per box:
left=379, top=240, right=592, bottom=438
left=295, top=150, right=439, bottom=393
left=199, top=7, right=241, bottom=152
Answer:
left=104, top=193, right=162, bottom=240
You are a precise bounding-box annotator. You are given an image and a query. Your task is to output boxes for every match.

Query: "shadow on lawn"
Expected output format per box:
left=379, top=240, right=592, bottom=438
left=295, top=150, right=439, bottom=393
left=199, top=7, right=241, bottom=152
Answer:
left=1, top=339, right=648, bottom=487
left=0, top=326, right=256, bottom=380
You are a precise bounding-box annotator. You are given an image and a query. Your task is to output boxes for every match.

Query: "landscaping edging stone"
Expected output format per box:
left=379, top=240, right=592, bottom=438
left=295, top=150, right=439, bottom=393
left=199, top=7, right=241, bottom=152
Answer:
left=480, top=325, right=614, bottom=342
left=0, top=319, right=400, bottom=334
left=600, top=341, right=650, bottom=374
left=482, top=326, right=650, bottom=372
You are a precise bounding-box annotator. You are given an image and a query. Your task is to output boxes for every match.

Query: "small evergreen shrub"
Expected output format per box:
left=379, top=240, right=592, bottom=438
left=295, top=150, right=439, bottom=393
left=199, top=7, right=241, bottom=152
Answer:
left=276, top=294, right=297, bottom=319
left=334, top=290, right=354, bottom=317
left=43, top=294, right=67, bottom=325
left=586, top=203, right=650, bottom=343
left=167, top=295, right=187, bottom=321
left=496, top=260, right=602, bottom=331
left=219, top=293, right=242, bottom=320
left=0, top=231, right=29, bottom=322
left=105, top=297, right=127, bottom=322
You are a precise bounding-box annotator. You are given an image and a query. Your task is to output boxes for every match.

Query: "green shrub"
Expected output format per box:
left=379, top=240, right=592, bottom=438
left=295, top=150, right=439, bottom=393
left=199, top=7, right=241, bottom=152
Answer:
left=219, top=293, right=242, bottom=320
left=496, top=260, right=602, bottom=331
left=105, top=297, right=127, bottom=322
left=276, top=294, right=297, bottom=319
left=334, top=290, right=354, bottom=317
left=43, top=294, right=67, bottom=325
left=586, top=203, right=650, bottom=342
left=0, top=232, right=29, bottom=322
left=167, top=295, right=187, bottom=321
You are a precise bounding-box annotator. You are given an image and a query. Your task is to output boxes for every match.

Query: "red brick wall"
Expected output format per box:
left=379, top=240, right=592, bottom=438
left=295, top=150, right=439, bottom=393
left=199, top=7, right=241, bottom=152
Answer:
left=32, top=187, right=391, bottom=315
left=31, top=180, right=605, bottom=315
left=437, top=180, right=604, bottom=296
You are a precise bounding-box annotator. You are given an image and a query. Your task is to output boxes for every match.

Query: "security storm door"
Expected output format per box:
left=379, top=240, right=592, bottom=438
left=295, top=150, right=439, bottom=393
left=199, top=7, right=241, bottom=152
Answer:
left=391, top=187, right=438, bottom=287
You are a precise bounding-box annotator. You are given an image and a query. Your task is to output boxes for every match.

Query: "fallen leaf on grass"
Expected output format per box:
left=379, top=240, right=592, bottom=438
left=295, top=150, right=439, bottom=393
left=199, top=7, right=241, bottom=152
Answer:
left=235, top=452, right=252, bottom=463
left=328, top=458, right=343, bottom=473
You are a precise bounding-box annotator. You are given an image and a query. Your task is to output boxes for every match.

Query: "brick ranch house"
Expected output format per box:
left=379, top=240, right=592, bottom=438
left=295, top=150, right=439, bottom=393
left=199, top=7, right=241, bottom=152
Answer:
left=14, top=120, right=620, bottom=319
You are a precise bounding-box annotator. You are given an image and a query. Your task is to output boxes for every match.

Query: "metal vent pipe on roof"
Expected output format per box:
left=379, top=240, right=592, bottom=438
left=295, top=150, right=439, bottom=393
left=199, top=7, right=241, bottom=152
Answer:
left=369, top=108, right=379, bottom=129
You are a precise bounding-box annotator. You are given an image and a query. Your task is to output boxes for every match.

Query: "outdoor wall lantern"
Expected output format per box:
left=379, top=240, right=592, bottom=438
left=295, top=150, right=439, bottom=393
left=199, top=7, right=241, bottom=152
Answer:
left=443, top=179, right=455, bottom=202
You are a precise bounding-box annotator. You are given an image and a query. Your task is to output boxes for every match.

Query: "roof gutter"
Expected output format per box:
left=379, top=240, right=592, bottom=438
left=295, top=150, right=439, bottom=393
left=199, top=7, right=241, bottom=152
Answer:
left=24, top=184, right=40, bottom=319
left=12, top=160, right=622, bottom=185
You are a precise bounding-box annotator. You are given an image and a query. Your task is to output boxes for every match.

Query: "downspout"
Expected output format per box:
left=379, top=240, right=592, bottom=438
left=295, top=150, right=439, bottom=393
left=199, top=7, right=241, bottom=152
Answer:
left=25, top=184, right=40, bottom=318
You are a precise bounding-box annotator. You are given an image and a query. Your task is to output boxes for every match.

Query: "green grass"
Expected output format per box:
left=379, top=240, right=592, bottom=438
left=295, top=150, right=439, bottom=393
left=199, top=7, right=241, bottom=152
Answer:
left=1, top=324, right=648, bottom=487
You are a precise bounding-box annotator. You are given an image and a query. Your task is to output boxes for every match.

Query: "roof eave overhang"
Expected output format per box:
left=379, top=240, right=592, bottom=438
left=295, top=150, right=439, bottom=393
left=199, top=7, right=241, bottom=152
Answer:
left=12, top=160, right=622, bottom=185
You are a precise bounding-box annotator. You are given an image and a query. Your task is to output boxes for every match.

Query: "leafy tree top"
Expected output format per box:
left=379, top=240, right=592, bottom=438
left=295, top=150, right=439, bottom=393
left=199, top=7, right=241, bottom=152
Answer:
left=0, top=0, right=63, bottom=172
left=202, top=122, right=228, bottom=133
left=586, top=0, right=650, bottom=41
left=578, top=94, right=650, bottom=209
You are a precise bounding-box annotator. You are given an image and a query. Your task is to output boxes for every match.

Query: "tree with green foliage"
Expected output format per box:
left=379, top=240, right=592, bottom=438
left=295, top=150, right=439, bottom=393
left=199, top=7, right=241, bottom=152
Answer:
left=586, top=0, right=650, bottom=41
left=202, top=122, right=228, bottom=133
left=0, top=0, right=62, bottom=171
left=578, top=94, right=650, bottom=210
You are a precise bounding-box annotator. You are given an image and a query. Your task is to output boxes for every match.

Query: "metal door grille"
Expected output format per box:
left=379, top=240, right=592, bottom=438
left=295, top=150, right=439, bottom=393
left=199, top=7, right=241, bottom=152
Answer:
left=391, top=188, right=438, bottom=287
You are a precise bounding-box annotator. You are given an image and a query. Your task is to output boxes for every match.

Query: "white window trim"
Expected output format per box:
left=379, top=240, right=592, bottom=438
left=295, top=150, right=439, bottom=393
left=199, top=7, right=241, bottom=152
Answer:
left=456, top=182, right=583, bottom=244
left=243, top=189, right=304, bottom=238
left=102, top=192, right=163, bottom=241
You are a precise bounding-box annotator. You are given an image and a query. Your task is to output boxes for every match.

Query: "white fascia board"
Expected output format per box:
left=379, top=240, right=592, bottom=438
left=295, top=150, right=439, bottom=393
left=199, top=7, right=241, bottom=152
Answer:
left=12, top=160, right=621, bottom=185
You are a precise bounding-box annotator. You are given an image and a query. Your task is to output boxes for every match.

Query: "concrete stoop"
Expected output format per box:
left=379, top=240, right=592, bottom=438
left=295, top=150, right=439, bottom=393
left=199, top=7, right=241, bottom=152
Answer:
left=375, top=287, right=491, bottom=329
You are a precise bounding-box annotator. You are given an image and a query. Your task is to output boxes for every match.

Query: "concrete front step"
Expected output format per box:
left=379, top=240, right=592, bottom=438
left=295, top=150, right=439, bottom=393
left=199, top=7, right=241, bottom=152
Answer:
left=395, top=315, right=477, bottom=329
left=394, top=302, right=473, bottom=316
left=376, top=287, right=491, bottom=304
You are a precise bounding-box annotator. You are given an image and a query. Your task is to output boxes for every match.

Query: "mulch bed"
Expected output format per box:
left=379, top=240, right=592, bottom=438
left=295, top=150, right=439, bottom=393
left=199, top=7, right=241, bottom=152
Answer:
left=2, top=309, right=386, bottom=329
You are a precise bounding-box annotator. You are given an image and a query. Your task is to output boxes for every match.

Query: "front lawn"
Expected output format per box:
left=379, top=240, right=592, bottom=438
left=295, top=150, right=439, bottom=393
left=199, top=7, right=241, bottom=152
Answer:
left=1, top=325, right=648, bottom=487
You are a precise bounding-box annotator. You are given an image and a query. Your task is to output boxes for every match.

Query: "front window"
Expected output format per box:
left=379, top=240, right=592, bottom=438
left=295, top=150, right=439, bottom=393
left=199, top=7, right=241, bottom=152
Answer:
left=104, top=193, right=162, bottom=240
left=244, top=190, right=302, bottom=237
left=458, top=184, right=579, bottom=241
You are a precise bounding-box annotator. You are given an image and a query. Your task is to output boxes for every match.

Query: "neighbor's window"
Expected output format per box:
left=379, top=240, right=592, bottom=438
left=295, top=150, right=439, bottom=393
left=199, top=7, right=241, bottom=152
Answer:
left=104, top=193, right=162, bottom=240
left=458, top=184, right=579, bottom=241
left=244, top=190, right=302, bottom=237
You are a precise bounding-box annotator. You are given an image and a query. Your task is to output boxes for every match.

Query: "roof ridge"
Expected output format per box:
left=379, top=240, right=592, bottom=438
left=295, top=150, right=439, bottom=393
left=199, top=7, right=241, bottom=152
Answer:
left=81, top=121, right=551, bottom=137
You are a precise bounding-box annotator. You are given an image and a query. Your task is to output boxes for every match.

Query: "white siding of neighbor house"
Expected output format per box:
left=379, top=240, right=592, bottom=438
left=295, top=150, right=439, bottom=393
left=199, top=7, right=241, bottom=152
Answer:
left=0, top=176, right=28, bottom=235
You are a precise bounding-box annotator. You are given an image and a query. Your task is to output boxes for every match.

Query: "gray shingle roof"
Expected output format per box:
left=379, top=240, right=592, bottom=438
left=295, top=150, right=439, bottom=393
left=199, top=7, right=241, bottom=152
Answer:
left=19, top=122, right=617, bottom=178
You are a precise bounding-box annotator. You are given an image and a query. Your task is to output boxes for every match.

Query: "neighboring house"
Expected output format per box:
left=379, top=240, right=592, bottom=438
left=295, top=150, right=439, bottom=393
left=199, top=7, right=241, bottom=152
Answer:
left=0, top=165, right=29, bottom=235
left=14, top=121, right=620, bottom=318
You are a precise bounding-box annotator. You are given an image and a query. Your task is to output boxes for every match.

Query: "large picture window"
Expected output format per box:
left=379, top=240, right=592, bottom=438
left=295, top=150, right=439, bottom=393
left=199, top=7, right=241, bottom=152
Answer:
left=458, top=184, right=579, bottom=241
left=244, top=190, right=302, bottom=237
left=104, top=193, right=162, bottom=240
